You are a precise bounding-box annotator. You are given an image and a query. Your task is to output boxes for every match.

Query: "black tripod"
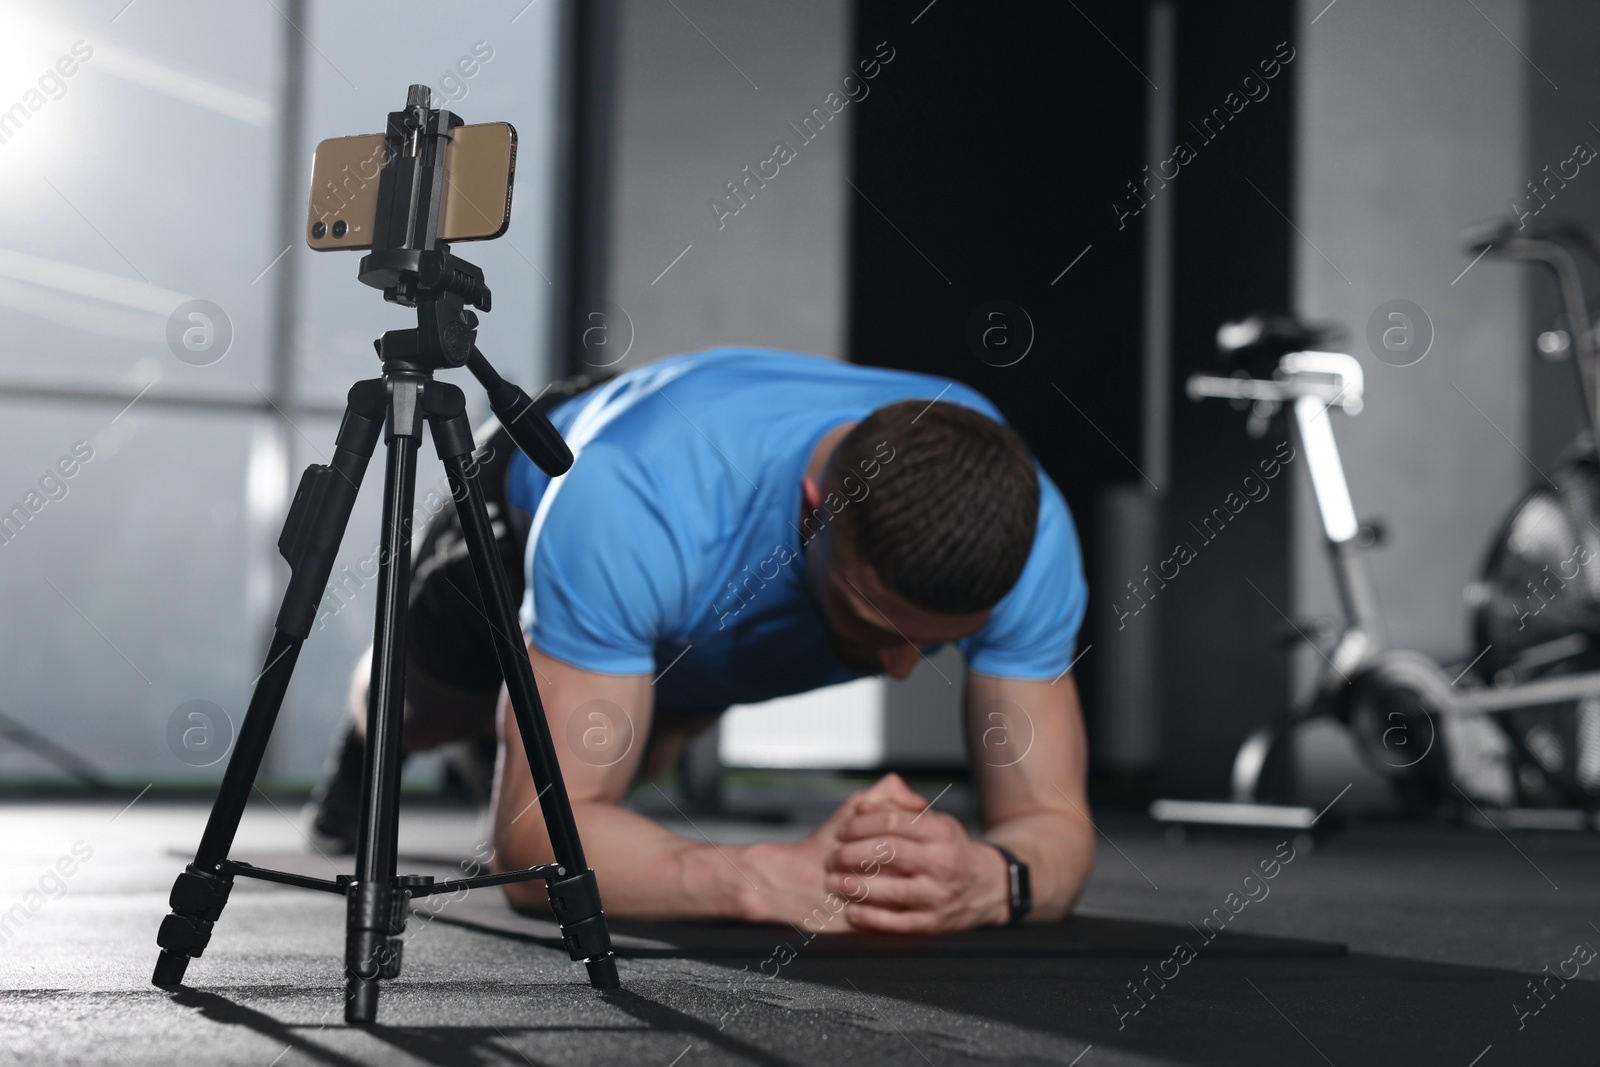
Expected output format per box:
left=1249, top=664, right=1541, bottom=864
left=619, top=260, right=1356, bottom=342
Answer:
left=152, top=86, right=618, bottom=1023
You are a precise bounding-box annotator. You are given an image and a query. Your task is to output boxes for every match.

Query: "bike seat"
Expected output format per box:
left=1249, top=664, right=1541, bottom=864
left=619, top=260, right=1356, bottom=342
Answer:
left=1215, top=314, right=1342, bottom=378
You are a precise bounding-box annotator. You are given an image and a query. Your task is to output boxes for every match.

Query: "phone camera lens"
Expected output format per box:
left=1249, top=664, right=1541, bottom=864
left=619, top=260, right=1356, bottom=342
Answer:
left=331, top=220, right=347, bottom=238
left=311, top=220, right=327, bottom=239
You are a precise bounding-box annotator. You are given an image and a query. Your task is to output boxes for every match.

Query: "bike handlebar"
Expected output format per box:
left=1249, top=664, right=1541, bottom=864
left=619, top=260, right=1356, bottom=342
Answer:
left=1188, top=350, right=1365, bottom=414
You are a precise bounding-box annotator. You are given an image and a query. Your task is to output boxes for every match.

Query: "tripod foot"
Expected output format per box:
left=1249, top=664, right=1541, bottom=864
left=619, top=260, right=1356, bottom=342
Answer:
left=152, top=950, right=189, bottom=988
left=346, top=975, right=380, bottom=1024
left=586, top=955, right=620, bottom=990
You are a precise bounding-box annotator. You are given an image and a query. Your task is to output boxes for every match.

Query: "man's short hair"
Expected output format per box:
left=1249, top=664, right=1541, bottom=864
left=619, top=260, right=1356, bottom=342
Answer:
left=826, top=399, right=1039, bottom=615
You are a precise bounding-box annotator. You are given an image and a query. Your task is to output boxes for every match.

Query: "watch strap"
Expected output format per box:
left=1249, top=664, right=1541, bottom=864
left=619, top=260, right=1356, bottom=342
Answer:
left=988, top=843, right=1031, bottom=926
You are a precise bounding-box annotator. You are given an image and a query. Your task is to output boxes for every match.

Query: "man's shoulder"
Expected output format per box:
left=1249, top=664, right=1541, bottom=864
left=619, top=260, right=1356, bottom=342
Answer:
left=1032, top=469, right=1080, bottom=561
left=958, top=471, right=1085, bottom=679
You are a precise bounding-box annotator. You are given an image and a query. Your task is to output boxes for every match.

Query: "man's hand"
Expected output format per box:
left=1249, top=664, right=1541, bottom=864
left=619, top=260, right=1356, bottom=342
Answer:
left=824, top=773, right=1011, bottom=934
left=737, top=799, right=862, bottom=932
left=736, top=773, right=948, bottom=933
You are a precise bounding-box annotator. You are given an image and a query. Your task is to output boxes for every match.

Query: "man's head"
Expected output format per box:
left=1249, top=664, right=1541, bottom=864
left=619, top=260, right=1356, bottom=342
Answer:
left=802, top=399, right=1040, bottom=678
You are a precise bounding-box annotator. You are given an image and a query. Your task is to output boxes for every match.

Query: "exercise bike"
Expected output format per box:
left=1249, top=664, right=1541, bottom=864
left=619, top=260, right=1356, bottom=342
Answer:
left=1461, top=220, right=1600, bottom=814
left=1153, top=253, right=1600, bottom=830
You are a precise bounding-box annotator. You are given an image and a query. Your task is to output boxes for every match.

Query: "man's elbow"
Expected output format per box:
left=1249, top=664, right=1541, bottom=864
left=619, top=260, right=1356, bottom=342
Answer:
left=492, top=795, right=610, bottom=915
left=1037, top=813, right=1096, bottom=922
left=491, top=807, right=555, bottom=914
left=503, top=879, right=550, bottom=916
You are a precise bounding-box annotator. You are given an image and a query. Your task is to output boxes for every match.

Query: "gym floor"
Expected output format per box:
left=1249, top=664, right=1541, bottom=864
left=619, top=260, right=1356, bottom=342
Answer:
left=2, top=792, right=1597, bottom=1066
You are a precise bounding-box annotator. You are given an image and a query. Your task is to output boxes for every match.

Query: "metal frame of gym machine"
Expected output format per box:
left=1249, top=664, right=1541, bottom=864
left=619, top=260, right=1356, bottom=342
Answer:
left=1153, top=296, right=1600, bottom=833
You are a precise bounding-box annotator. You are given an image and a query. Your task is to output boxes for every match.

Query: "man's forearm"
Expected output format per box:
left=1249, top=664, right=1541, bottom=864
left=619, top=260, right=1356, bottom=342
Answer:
left=497, top=799, right=754, bottom=921
left=965, top=673, right=1097, bottom=924
left=986, top=810, right=1095, bottom=922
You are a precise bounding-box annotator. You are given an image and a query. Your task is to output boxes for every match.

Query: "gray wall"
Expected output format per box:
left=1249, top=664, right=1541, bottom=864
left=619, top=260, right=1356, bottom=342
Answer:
left=1292, top=0, right=1529, bottom=694
left=595, top=0, right=855, bottom=368
left=590, top=0, right=970, bottom=767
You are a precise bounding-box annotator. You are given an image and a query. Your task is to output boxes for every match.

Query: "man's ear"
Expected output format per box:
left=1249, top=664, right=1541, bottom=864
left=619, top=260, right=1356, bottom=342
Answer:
left=802, top=473, right=823, bottom=511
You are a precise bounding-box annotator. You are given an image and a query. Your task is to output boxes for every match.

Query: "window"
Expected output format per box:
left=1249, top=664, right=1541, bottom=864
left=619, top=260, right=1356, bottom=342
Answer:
left=0, top=0, right=563, bottom=786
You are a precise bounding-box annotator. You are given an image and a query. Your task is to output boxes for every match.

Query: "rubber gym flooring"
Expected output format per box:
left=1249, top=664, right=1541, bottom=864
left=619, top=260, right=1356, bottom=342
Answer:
left=1, top=795, right=1596, bottom=1065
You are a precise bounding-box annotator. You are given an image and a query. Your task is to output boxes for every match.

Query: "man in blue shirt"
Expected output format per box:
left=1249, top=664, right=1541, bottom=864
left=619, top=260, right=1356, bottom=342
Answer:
left=309, top=349, right=1093, bottom=932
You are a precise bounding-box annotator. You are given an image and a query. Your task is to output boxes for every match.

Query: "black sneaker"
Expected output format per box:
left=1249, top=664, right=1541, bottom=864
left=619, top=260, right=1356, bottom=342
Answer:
left=301, top=720, right=367, bottom=854
left=439, top=737, right=498, bottom=807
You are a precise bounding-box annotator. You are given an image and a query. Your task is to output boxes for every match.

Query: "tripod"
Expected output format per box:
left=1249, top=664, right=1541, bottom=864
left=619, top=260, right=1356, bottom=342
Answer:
left=152, top=86, right=618, bottom=1023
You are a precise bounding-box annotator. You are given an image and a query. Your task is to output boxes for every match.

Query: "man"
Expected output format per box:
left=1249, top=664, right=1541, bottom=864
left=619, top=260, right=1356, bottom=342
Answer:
left=308, top=348, right=1093, bottom=932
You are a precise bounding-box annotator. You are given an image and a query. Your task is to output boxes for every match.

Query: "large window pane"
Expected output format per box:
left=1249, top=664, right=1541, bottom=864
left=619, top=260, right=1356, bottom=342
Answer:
left=0, top=400, right=264, bottom=784
left=0, top=0, right=280, bottom=395
left=0, top=0, right=567, bottom=788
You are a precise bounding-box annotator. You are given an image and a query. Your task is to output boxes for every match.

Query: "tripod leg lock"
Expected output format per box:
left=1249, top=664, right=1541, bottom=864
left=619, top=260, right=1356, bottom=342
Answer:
left=377, top=874, right=432, bottom=980
left=274, top=381, right=384, bottom=639
left=170, top=865, right=233, bottom=920
left=155, top=865, right=234, bottom=959
left=561, top=915, right=613, bottom=963
left=156, top=913, right=213, bottom=957
left=346, top=881, right=396, bottom=981
left=546, top=869, right=614, bottom=962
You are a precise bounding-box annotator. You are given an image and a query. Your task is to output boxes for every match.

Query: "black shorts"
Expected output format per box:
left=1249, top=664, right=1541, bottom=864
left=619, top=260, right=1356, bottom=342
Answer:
left=404, top=375, right=607, bottom=693
left=402, top=373, right=726, bottom=738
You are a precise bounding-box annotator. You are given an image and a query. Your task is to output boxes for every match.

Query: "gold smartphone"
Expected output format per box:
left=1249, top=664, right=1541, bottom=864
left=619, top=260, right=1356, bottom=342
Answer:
left=305, top=121, right=517, bottom=250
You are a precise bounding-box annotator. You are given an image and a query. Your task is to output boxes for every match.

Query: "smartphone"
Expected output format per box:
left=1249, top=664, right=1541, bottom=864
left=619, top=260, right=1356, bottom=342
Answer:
left=305, top=121, right=517, bottom=250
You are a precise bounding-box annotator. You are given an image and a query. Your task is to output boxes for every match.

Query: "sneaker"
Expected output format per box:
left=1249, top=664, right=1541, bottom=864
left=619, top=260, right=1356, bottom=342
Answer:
left=439, top=737, right=498, bottom=807
left=302, top=720, right=367, bottom=854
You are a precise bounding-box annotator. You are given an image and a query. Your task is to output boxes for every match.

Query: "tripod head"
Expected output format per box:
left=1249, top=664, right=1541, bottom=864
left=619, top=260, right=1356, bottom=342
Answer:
left=332, top=84, right=571, bottom=477
left=357, top=84, right=493, bottom=319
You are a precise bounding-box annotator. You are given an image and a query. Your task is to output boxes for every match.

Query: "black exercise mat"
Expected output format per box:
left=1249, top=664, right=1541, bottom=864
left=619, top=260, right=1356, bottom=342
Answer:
left=216, top=849, right=1347, bottom=958
left=419, top=880, right=1347, bottom=960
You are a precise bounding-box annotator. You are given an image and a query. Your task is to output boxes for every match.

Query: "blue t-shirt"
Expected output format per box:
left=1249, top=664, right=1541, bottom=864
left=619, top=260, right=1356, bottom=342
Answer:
left=507, top=349, right=1086, bottom=709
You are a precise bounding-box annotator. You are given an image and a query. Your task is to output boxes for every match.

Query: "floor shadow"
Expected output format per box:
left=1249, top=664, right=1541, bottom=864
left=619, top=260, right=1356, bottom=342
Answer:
left=167, top=989, right=371, bottom=1067
left=356, top=1022, right=558, bottom=1067
left=601, top=988, right=807, bottom=1067
left=169, top=987, right=597, bottom=1067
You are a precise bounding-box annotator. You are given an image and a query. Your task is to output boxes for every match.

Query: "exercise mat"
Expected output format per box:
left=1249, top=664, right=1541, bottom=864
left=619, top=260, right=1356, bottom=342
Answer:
left=216, top=850, right=1346, bottom=959
left=417, top=877, right=1348, bottom=960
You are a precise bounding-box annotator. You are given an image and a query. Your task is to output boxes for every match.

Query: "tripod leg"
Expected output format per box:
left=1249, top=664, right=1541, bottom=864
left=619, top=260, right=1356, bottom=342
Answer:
left=427, top=392, right=619, bottom=989
left=346, top=379, right=425, bottom=1024
left=154, top=382, right=385, bottom=988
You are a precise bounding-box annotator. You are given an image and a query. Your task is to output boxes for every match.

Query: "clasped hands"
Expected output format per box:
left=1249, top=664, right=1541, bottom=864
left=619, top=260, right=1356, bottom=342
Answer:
left=740, top=772, right=1011, bottom=935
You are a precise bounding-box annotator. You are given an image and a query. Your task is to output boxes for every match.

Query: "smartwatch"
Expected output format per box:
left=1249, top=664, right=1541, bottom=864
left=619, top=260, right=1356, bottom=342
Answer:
left=988, top=843, right=1031, bottom=926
